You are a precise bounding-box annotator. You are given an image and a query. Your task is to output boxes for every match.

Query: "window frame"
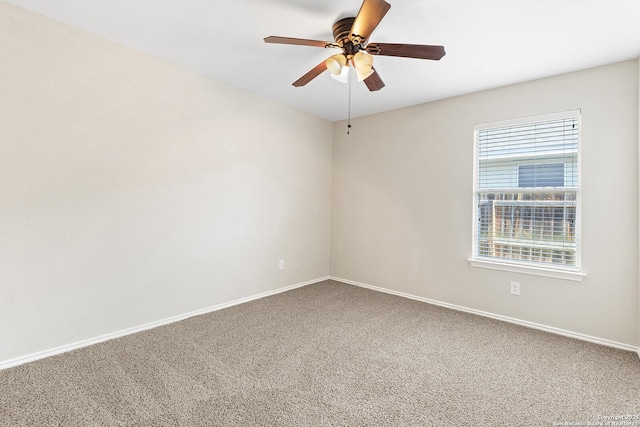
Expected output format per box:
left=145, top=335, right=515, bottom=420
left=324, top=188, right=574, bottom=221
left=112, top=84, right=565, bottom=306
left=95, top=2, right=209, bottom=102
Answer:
left=469, top=110, right=585, bottom=281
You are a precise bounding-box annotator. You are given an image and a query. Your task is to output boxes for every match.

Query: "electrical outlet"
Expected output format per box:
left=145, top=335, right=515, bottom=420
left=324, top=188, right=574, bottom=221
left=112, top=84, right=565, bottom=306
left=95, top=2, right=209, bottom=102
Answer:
left=510, top=281, right=520, bottom=296
left=279, top=260, right=284, bottom=271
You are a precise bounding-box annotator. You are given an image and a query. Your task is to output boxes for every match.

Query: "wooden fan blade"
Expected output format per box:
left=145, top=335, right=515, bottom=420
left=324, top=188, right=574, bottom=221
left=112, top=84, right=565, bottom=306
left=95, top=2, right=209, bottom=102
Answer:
left=264, top=36, right=333, bottom=48
left=363, top=67, right=385, bottom=91
left=366, top=43, right=446, bottom=60
left=349, top=0, right=391, bottom=43
left=292, top=61, right=328, bottom=87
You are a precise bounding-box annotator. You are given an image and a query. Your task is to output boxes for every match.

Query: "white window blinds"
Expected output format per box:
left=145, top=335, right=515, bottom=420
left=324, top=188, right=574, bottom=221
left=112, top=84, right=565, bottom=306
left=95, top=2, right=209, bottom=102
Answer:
left=473, top=111, right=581, bottom=271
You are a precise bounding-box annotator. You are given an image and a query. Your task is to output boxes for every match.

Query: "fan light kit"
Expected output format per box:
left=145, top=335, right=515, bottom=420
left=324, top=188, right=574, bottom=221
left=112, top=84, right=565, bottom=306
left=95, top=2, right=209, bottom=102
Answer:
left=264, top=0, right=446, bottom=132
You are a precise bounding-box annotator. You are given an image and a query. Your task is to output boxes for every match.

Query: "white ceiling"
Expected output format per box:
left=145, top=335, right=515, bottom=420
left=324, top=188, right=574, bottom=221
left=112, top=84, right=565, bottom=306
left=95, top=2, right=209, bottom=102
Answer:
left=5, top=0, right=640, bottom=122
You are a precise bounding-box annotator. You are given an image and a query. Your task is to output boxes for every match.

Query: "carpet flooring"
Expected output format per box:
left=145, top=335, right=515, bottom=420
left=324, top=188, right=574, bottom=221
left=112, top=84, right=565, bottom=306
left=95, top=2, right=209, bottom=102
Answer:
left=1, top=280, right=639, bottom=426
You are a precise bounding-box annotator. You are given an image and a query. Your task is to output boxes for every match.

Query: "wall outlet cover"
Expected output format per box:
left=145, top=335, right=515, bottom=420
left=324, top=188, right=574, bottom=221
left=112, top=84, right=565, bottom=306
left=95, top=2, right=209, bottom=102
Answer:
left=510, top=281, right=520, bottom=295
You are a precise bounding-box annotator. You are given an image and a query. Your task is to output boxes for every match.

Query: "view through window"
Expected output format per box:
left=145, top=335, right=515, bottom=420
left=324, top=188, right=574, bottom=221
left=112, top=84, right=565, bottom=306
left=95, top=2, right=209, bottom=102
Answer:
left=472, top=111, right=581, bottom=271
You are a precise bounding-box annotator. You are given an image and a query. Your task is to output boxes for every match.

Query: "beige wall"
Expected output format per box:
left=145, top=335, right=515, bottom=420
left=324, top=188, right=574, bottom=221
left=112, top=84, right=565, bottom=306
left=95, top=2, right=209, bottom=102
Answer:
left=332, top=60, right=639, bottom=346
left=0, top=3, right=332, bottom=362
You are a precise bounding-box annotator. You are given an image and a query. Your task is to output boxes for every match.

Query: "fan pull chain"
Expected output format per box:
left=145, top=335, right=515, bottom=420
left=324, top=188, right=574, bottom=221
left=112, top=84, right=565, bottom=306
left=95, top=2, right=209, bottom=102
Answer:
left=347, top=63, right=352, bottom=135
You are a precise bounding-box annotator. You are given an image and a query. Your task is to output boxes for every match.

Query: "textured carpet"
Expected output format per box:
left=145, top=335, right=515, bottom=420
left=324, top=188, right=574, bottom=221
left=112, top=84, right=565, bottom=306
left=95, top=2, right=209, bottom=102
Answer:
left=1, top=280, right=639, bottom=426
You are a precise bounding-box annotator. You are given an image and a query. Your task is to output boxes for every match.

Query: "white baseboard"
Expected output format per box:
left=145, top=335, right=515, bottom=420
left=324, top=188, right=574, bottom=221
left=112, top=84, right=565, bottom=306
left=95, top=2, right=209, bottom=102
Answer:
left=4, top=276, right=637, bottom=370
left=0, top=276, right=329, bottom=371
left=330, top=276, right=640, bottom=355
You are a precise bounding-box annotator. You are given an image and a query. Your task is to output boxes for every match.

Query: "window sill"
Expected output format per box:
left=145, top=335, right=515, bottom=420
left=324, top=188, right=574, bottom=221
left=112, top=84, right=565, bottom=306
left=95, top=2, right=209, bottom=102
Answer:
left=468, top=259, right=586, bottom=282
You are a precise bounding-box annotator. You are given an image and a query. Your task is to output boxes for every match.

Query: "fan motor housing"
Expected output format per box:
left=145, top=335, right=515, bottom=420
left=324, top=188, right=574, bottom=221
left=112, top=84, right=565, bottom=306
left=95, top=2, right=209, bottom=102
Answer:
left=332, top=17, right=362, bottom=56
left=332, top=17, right=356, bottom=45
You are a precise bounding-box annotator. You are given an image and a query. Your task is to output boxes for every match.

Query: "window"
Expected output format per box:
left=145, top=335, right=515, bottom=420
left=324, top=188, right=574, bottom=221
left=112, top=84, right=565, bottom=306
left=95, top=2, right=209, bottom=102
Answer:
left=471, top=110, right=583, bottom=280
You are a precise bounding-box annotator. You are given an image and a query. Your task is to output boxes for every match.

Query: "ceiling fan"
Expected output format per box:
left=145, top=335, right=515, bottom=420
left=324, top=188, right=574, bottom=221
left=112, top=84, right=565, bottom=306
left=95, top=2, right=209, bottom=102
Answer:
left=264, top=0, right=445, bottom=91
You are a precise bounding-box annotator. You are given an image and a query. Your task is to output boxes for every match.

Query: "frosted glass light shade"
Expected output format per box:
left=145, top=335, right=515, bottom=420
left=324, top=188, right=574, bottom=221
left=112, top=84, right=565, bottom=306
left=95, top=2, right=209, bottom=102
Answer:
left=330, top=64, right=350, bottom=83
left=326, top=54, right=347, bottom=75
left=353, top=51, right=374, bottom=81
